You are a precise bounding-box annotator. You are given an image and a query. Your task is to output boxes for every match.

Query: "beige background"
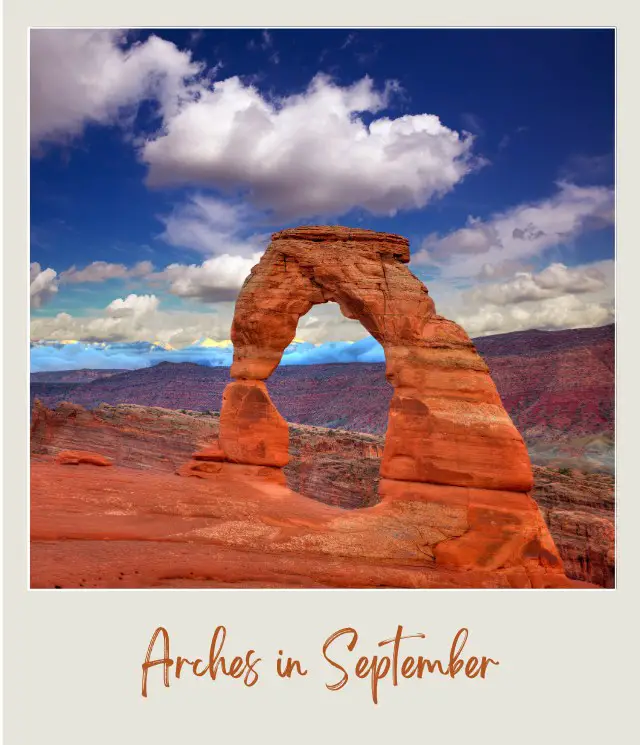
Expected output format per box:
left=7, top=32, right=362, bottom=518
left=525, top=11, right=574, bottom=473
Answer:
left=4, top=2, right=638, bottom=742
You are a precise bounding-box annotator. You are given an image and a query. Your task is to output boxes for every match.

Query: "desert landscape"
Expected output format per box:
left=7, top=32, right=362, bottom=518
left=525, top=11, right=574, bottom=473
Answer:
left=29, top=30, right=615, bottom=591
left=30, top=228, right=615, bottom=590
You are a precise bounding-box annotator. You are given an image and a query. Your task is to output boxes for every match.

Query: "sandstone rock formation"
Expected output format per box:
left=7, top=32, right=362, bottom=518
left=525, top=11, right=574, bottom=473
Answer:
left=211, top=225, right=569, bottom=587
left=219, top=380, right=289, bottom=466
left=30, top=398, right=217, bottom=471
left=221, top=226, right=532, bottom=490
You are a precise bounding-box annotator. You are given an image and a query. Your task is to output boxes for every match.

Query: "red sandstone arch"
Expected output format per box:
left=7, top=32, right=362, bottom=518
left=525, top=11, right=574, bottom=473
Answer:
left=219, top=225, right=533, bottom=493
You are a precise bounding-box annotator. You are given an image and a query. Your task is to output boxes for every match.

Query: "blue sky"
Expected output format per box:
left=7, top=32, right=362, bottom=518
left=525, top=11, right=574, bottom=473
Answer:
left=30, top=29, right=614, bottom=368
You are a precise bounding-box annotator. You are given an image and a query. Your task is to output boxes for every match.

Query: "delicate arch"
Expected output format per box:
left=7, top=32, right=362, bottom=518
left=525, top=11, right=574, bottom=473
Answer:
left=219, top=226, right=533, bottom=493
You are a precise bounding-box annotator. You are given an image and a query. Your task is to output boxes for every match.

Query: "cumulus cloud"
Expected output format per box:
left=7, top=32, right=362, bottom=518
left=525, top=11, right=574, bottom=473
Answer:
left=427, top=259, right=614, bottom=338
left=30, top=262, right=58, bottom=308
left=32, top=31, right=481, bottom=220
left=30, top=294, right=235, bottom=348
left=30, top=29, right=203, bottom=148
left=463, top=262, right=607, bottom=306
left=416, top=181, right=614, bottom=279
left=60, top=260, right=153, bottom=284
left=159, top=253, right=261, bottom=302
left=152, top=194, right=268, bottom=301
left=295, top=303, right=369, bottom=344
left=141, top=73, right=480, bottom=219
left=105, top=293, right=160, bottom=318
left=477, top=260, right=533, bottom=281
left=33, top=294, right=169, bottom=345
left=456, top=294, right=614, bottom=338
left=29, top=290, right=371, bottom=348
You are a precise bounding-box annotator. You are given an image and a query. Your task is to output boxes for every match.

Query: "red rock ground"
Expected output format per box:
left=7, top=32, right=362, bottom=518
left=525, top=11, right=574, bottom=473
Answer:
left=31, top=462, right=580, bottom=588
left=30, top=403, right=612, bottom=588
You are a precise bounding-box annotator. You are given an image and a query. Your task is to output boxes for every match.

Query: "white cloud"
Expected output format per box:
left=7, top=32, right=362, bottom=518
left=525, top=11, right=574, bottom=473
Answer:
left=477, top=260, right=533, bottom=280
left=158, top=194, right=267, bottom=256
left=463, top=262, right=607, bottom=306
left=159, top=253, right=261, bottom=303
left=60, top=260, right=153, bottom=284
left=296, top=303, right=370, bottom=344
left=29, top=297, right=371, bottom=348
left=456, top=294, right=614, bottom=337
left=30, top=256, right=614, bottom=347
left=427, top=259, right=614, bottom=338
left=105, top=293, right=160, bottom=318
left=30, top=294, right=235, bottom=347
left=142, top=73, right=480, bottom=219
left=30, top=262, right=58, bottom=308
left=416, top=181, right=614, bottom=279
left=31, top=32, right=481, bottom=220
left=30, top=30, right=203, bottom=148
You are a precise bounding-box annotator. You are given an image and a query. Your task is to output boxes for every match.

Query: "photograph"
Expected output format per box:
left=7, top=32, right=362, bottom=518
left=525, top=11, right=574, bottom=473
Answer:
left=29, top=27, right=615, bottom=590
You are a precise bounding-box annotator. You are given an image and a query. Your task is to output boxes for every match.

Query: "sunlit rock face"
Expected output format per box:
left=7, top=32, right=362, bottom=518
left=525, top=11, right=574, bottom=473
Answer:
left=221, top=225, right=532, bottom=491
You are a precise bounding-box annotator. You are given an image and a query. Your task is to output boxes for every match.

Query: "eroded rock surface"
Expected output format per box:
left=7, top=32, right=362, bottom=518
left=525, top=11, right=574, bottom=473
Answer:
left=219, top=380, right=289, bottom=467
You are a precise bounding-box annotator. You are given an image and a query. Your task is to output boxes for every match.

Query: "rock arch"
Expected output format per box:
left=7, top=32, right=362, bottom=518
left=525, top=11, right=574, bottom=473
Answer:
left=219, top=225, right=533, bottom=494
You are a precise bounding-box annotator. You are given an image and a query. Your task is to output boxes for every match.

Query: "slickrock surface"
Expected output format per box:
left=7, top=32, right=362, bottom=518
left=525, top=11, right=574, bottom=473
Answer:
left=31, top=399, right=217, bottom=472
left=30, top=403, right=612, bottom=587
left=32, top=462, right=574, bottom=589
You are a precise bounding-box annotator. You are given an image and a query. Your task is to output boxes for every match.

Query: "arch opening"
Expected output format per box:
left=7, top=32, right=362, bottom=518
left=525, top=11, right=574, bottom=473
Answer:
left=274, top=301, right=392, bottom=509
